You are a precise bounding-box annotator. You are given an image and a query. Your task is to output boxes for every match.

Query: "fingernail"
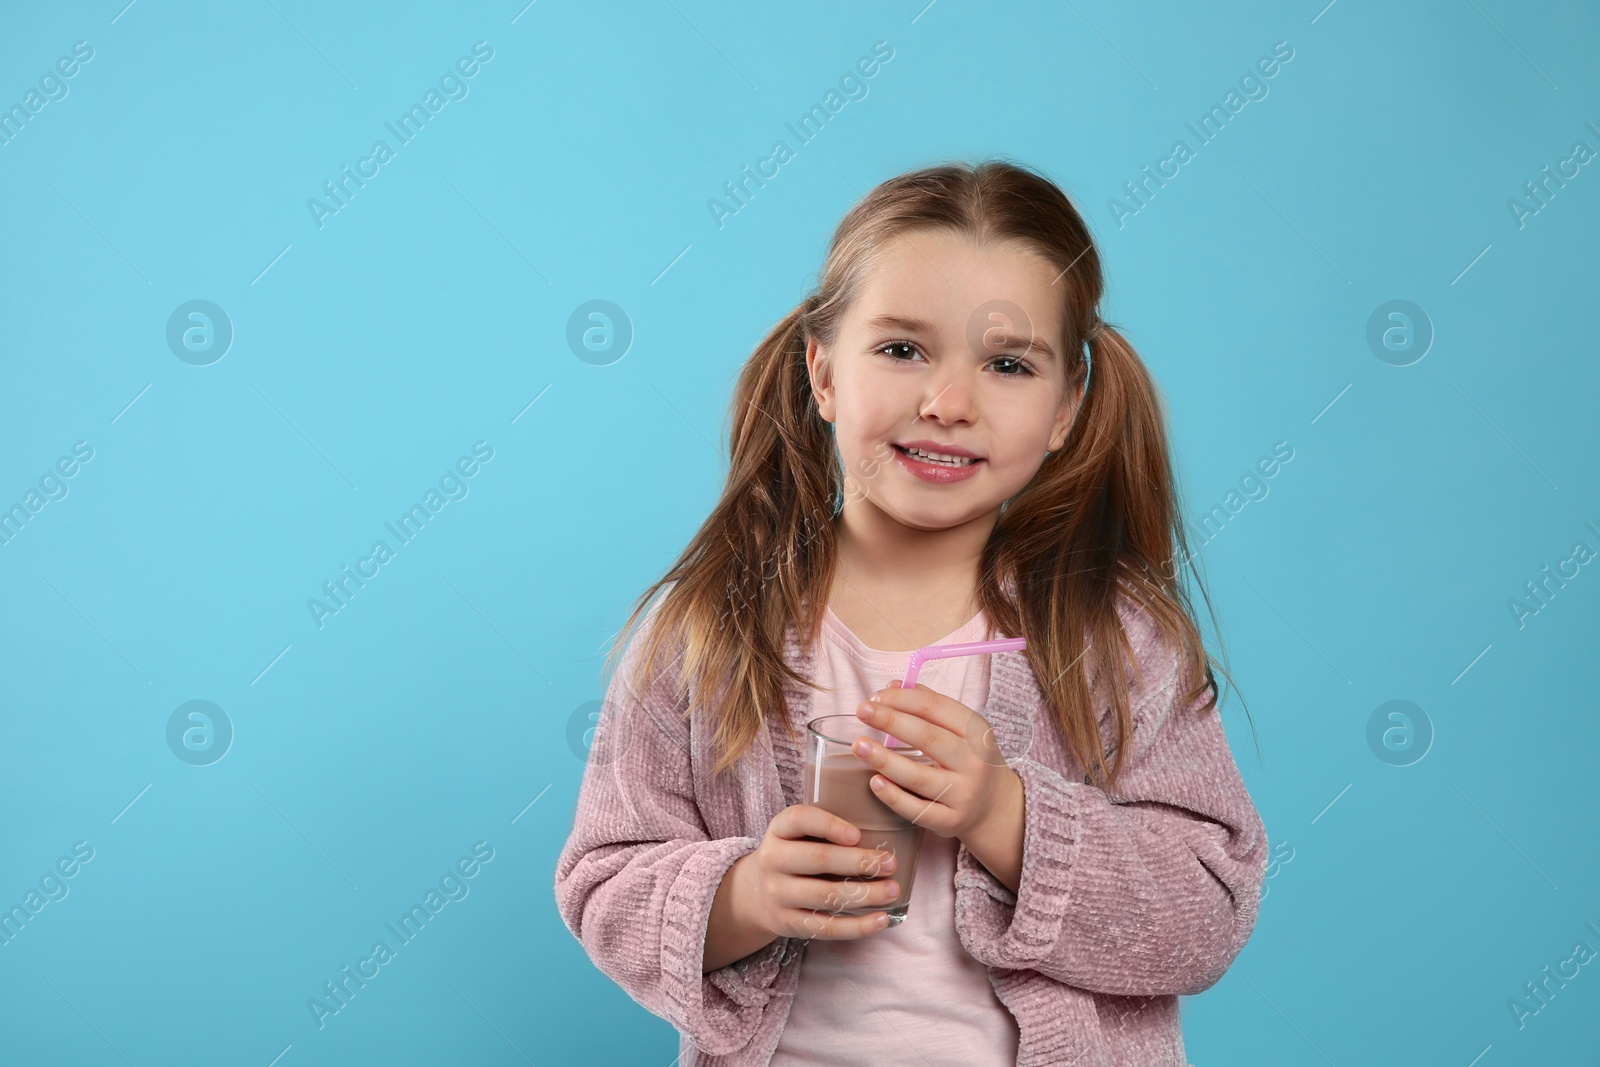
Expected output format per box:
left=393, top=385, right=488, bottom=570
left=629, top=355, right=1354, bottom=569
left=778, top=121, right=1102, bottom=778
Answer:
left=875, top=913, right=889, bottom=927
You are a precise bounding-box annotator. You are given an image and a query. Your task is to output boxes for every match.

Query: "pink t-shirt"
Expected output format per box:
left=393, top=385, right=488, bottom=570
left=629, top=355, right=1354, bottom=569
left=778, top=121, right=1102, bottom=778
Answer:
left=768, top=605, right=1020, bottom=1066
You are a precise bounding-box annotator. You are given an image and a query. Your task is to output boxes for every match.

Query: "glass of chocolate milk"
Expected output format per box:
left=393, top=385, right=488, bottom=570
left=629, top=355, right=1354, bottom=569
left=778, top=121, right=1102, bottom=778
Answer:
left=802, top=714, right=935, bottom=927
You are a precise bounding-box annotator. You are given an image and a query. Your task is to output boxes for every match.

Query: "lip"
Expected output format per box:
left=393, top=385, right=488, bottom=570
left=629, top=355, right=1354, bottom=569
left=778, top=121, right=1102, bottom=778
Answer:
left=892, top=443, right=985, bottom=484
left=897, top=439, right=981, bottom=459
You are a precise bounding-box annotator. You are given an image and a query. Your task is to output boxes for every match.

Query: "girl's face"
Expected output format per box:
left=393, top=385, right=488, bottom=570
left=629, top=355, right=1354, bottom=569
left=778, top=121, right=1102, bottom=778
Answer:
left=807, top=228, right=1082, bottom=532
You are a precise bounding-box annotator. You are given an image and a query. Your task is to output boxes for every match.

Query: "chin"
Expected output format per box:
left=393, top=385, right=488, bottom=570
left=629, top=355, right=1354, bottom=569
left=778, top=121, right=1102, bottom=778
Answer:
left=883, top=499, right=998, bottom=529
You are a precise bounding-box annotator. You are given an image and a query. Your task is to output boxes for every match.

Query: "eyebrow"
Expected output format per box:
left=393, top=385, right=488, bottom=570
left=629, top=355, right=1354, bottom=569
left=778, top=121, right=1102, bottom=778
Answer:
left=863, top=313, right=1058, bottom=361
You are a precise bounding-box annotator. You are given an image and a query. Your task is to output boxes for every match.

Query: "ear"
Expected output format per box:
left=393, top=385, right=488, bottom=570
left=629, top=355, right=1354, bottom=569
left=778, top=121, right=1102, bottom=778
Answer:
left=806, top=335, right=836, bottom=423
left=1046, top=376, right=1085, bottom=452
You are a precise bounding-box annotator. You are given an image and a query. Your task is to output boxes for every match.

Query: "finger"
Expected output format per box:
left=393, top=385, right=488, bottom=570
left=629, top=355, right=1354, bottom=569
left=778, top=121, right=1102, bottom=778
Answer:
left=868, top=772, right=953, bottom=833
left=788, top=874, right=903, bottom=916
left=866, top=686, right=997, bottom=767
left=872, top=681, right=964, bottom=731
left=850, top=737, right=946, bottom=798
left=782, top=907, right=893, bottom=941
left=807, top=877, right=902, bottom=919
left=771, top=804, right=862, bottom=846
left=775, top=838, right=902, bottom=879
left=856, top=695, right=958, bottom=766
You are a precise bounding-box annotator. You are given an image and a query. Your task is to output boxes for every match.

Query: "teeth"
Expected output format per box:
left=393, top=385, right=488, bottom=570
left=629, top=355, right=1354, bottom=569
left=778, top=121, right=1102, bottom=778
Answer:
left=905, top=447, right=974, bottom=467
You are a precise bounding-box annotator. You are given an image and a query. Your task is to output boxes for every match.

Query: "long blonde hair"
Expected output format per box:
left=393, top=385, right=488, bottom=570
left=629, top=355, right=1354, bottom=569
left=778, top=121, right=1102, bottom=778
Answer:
left=602, top=158, right=1254, bottom=792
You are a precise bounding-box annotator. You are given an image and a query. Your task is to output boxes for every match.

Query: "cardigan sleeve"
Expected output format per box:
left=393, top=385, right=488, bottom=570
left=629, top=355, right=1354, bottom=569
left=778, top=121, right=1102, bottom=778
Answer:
left=952, top=605, right=1270, bottom=997
left=552, top=607, right=789, bottom=1056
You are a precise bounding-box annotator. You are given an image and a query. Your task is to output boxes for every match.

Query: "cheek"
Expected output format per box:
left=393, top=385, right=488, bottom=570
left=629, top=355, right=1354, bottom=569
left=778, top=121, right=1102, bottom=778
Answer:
left=828, top=398, right=872, bottom=462
left=983, top=395, right=1063, bottom=467
left=833, top=376, right=897, bottom=442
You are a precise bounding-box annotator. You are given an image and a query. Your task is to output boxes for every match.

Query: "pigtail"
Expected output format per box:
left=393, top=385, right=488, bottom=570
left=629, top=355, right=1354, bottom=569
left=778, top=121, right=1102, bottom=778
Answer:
left=601, top=301, right=843, bottom=777
left=989, top=317, right=1248, bottom=792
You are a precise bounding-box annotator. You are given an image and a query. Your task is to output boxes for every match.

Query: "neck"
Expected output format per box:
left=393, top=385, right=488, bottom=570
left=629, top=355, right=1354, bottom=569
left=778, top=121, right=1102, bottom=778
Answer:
left=831, top=498, right=997, bottom=607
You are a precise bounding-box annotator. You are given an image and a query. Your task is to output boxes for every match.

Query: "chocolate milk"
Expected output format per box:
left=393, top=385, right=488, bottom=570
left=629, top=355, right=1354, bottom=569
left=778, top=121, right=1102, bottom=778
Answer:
left=802, top=751, right=929, bottom=914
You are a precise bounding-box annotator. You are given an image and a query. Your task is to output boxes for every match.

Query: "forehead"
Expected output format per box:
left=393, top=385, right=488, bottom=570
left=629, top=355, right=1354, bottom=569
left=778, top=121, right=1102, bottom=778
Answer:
left=847, top=229, right=1064, bottom=339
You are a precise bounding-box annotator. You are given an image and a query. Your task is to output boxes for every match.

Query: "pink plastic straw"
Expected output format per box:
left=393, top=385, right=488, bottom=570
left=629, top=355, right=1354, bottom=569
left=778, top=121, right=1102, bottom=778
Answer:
left=902, top=636, right=1026, bottom=688
left=882, top=636, right=1027, bottom=749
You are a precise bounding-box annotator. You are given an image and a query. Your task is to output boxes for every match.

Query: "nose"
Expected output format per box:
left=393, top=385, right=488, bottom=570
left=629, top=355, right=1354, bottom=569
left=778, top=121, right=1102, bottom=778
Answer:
left=917, top=364, right=977, bottom=425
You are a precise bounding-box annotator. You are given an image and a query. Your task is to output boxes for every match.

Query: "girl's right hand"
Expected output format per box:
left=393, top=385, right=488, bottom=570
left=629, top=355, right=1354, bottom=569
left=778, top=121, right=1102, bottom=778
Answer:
left=733, top=804, right=901, bottom=941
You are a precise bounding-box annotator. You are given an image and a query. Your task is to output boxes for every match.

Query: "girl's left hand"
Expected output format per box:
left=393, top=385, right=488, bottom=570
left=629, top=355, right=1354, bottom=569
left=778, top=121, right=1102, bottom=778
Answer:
left=852, top=680, right=1021, bottom=845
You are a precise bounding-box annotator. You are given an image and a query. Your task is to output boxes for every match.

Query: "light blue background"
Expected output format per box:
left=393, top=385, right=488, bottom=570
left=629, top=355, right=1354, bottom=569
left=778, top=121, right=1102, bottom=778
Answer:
left=2, top=1, right=1597, bottom=1064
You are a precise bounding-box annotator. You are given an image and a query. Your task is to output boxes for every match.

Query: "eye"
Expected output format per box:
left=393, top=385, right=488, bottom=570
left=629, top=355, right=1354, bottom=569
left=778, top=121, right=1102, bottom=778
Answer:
left=877, top=340, right=924, bottom=362
left=989, top=355, right=1038, bottom=378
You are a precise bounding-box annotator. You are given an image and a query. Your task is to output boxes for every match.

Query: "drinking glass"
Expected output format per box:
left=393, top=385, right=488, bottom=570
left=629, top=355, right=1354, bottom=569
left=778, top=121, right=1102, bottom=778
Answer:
left=802, top=714, right=933, bottom=926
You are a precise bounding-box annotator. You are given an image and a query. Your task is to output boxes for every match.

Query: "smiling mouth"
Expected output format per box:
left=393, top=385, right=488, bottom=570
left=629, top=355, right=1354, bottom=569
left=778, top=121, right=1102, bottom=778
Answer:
left=892, top=444, right=981, bottom=468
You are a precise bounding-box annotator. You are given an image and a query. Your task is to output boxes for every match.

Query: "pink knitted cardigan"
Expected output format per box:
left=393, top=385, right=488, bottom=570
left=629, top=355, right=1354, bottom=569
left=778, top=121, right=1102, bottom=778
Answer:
left=554, top=586, right=1269, bottom=1066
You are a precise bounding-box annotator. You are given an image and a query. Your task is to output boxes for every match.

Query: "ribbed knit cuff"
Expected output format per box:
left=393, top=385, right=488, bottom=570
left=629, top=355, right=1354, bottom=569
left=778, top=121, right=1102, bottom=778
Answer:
left=953, top=839, right=1018, bottom=907
left=954, top=758, right=1081, bottom=970
left=707, top=935, right=788, bottom=1005
left=659, top=836, right=769, bottom=1056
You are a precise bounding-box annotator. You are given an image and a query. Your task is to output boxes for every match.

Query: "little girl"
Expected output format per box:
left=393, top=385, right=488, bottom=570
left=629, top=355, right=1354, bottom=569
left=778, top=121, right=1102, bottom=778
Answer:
left=555, top=159, right=1269, bottom=1066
